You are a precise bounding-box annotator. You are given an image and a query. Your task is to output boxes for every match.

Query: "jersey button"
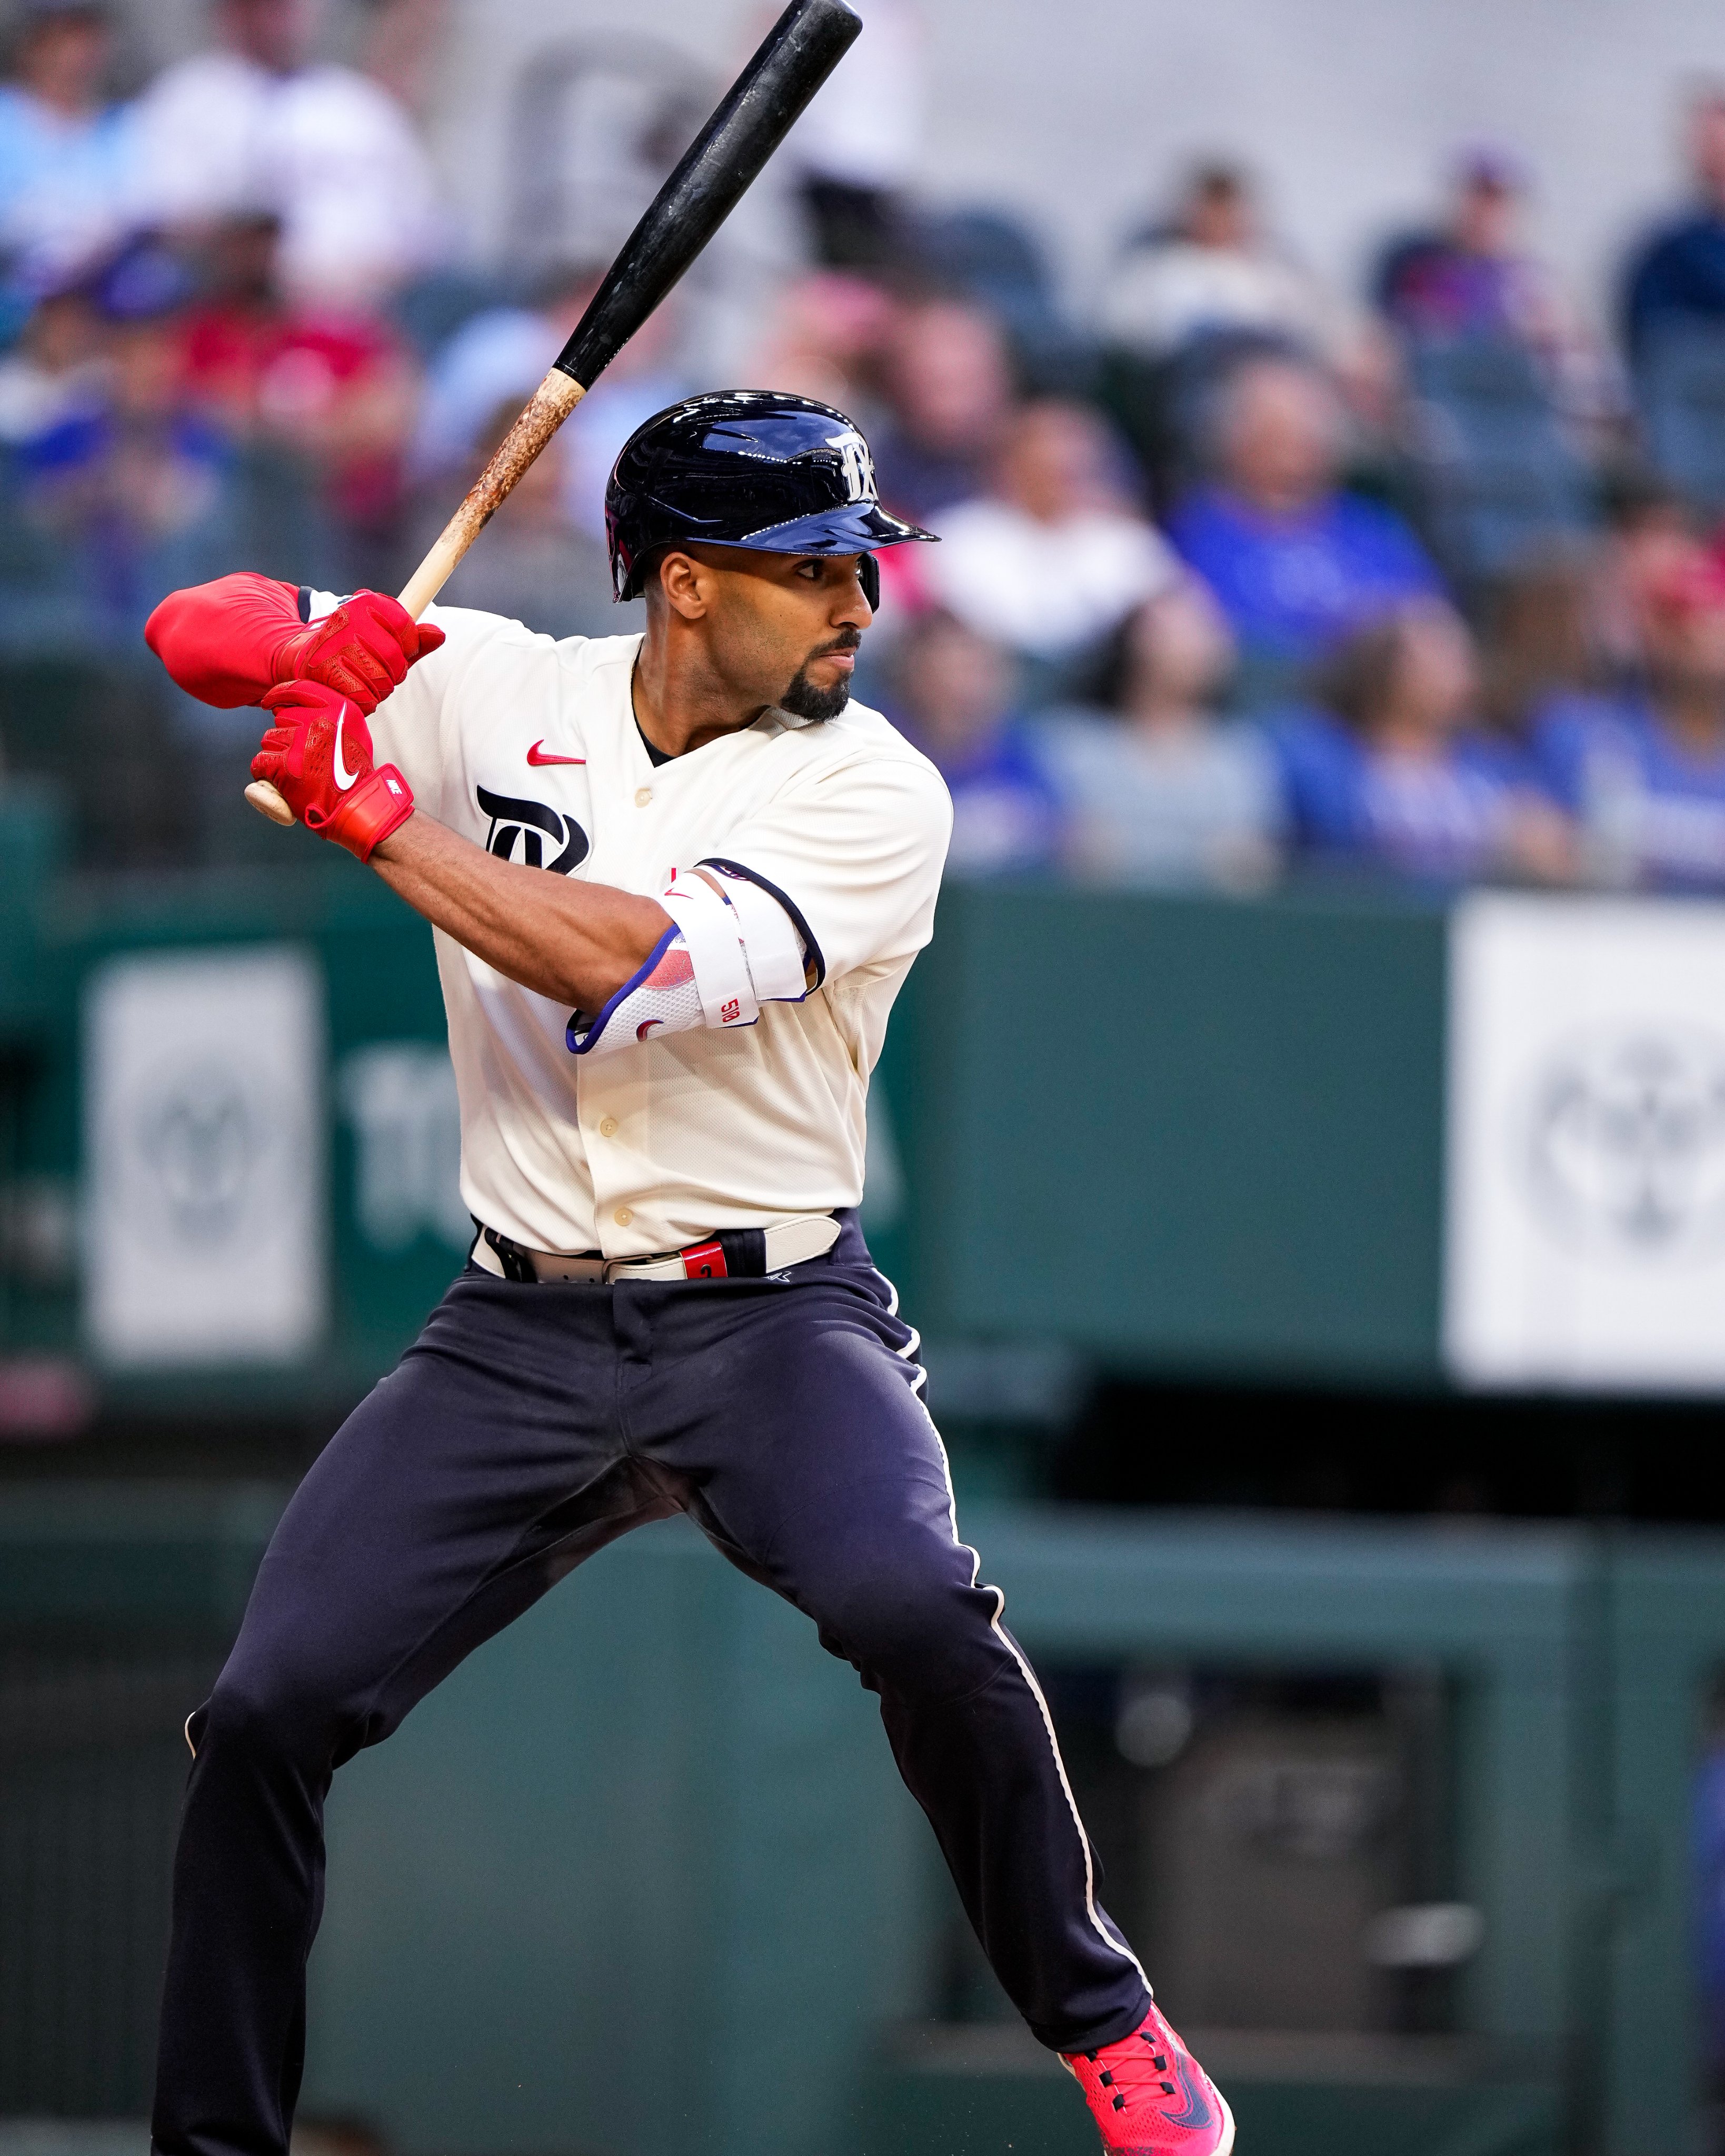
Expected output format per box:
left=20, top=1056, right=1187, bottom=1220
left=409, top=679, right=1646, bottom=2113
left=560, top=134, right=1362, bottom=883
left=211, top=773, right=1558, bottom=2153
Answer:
left=614, top=1206, right=633, bottom=1227
left=634, top=786, right=652, bottom=807
left=599, top=1116, right=619, bottom=1138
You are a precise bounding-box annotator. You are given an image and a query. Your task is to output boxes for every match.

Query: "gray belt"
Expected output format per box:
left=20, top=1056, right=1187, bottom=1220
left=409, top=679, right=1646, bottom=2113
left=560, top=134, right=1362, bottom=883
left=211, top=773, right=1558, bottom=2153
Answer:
left=470, top=1214, right=840, bottom=1285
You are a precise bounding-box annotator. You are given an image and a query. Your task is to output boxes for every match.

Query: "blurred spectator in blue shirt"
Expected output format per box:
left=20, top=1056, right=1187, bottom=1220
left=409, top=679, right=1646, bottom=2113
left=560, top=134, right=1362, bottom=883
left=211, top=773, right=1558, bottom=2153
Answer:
left=0, top=271, right=104, bottom=442
left=1376, top=147, right=1619, bottom=435
left=891, top=607, right=1060, bottom=877
left=1534, top=552, right=1725, bottom=890
left=1166, top=355, right=1443, bottom=693
left=1622, top=89, right=1725, bottom=360
left=920, top=398, right=1179, bottom=705
left=873, top=297, right=1015, bottom=525
left=8, top=240, right=251, bottom=654
left=1033, top=576, right=1282, bottom=891
left=1269, top=598, right=1573, bottom=885
left=0, top=2, right=138, bottom=316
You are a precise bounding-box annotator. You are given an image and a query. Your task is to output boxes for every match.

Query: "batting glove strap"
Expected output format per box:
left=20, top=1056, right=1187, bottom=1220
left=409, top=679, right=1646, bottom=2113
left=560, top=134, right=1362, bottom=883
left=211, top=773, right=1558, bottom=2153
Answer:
left=316, top=765, right=415, bottom=863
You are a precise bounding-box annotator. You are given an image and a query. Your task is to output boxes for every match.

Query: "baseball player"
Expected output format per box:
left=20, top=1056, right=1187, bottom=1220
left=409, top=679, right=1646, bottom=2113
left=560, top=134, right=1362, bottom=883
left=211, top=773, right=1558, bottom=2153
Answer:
left=142, top=391, right=1233, bottom=2156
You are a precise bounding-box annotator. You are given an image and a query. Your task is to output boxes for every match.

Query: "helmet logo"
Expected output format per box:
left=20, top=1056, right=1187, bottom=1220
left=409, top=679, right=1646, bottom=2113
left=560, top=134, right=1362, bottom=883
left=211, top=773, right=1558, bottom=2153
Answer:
left=826, top=428, right=878, bottom=503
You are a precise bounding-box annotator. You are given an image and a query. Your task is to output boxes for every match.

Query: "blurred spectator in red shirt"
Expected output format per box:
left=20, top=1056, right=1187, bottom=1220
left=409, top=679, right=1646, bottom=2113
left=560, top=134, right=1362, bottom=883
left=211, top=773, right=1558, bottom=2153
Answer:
left=1375, top=147, right=1620, bottom=433
left=889, top=607, right=1061, bottom=875
left=872, top=296, right=1015, bottom=524
left=921, top=398, right=1178, bottom=700
left=0, top=1, right=139, bottom=314
left=174, top=211, right=416, bottom=577
left=132, top=0, right=447, bottom=308
left=1166, top=355, right=1443, bottom=693
left=1591, top=474, right=1707, bottom=680
left=1100, top=162, right=1361, bottom=374
left=744, top=269, right=900, bottom=415
left=1534, top=553, right=1725, bottom=890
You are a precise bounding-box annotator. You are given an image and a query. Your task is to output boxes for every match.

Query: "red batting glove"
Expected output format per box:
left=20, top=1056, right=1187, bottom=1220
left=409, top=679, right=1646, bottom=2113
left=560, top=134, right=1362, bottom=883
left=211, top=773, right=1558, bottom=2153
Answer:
left=252, top=680, right=415, bottom=863
left=145, top=575, right=445, bottom=713
left=270, top=591, right=445, bottom=715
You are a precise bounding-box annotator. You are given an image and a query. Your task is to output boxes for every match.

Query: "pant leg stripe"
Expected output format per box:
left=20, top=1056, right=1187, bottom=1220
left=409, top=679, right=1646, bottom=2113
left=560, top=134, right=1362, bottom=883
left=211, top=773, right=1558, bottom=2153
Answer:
left=876, top=1265, right=928, bottom=1394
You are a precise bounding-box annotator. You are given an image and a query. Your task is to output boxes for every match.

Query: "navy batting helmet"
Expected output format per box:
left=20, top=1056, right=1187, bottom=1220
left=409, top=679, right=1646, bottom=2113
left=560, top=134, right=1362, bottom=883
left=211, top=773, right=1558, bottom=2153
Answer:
left=604, top=390, right=936, bottom=604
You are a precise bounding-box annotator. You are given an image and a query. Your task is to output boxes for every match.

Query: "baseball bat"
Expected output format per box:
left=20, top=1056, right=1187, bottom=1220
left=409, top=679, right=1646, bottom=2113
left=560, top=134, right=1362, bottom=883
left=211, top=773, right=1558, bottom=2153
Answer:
left=246, top=0, right=862, bottom=825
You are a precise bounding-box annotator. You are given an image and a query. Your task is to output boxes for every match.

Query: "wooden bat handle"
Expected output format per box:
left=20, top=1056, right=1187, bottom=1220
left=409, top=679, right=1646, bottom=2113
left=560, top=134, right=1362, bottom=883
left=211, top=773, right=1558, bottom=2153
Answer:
left=398, top=369, right=586, bottom=617
left=246, top=367, right=588, bottom=826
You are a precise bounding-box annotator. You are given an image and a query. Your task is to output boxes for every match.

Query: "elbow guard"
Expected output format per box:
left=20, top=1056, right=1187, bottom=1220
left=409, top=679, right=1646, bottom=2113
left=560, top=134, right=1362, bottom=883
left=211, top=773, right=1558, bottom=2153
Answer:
left=566, top=866, right=809, bottom=1057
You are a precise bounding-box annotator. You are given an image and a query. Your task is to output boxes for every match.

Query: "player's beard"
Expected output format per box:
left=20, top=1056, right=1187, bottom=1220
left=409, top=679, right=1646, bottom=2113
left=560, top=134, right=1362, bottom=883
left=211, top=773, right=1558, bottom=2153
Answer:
left=779, top=632, right=861, bottom=722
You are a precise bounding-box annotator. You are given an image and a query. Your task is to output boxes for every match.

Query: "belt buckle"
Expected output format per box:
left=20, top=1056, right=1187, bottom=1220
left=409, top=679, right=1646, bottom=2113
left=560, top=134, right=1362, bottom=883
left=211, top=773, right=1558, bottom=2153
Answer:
left=680, top=1237, right=727, bottom=1281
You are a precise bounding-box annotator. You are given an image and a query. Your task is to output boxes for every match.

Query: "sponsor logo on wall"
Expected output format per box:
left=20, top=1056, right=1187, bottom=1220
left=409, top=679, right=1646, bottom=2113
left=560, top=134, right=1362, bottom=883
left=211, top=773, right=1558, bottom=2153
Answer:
left=340, top=1041, right=471, bottom=1251
left=84, top=947, right=325, bottom=1367
left=1445, top=893, right=1725, bottom=1389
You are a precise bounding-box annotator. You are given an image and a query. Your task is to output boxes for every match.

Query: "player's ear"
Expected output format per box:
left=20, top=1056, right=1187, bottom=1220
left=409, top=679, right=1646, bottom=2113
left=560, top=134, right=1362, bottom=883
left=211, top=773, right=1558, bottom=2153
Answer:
left=656, top=549, right=711, bottom=622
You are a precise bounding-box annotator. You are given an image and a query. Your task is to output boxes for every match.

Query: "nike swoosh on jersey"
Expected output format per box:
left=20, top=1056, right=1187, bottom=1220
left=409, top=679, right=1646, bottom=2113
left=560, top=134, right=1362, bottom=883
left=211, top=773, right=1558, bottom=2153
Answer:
left=526, top=741, right=585, bottom=766
left=333, top=709, right=358, bottom=790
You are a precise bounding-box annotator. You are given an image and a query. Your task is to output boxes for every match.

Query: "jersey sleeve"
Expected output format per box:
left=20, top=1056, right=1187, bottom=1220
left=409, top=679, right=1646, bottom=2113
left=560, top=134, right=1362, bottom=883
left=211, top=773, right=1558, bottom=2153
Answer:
left=696, top=751, right=953, bottom=989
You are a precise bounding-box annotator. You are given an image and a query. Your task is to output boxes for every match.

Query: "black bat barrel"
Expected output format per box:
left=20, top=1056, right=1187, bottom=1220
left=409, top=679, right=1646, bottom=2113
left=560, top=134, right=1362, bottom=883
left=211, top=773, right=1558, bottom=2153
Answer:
left=554, top=0, right=861, bottom=391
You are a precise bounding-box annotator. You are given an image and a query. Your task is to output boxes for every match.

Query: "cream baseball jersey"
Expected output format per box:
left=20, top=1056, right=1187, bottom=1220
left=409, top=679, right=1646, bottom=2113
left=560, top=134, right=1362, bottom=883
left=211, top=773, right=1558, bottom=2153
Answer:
left=309, top=594, right=952, bottom=1259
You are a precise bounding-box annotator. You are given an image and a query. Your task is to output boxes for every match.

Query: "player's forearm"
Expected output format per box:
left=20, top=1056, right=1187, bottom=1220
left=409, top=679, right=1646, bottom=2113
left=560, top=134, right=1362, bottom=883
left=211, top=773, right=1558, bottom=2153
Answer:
left=371, top=812, right=671, bottom=1010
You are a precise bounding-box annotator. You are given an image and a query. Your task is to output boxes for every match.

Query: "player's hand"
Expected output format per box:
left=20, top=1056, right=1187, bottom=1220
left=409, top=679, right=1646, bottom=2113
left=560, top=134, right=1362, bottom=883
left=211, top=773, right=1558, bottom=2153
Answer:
left=252, top=679, right=416, bottom=863
left=270, top=592, right=446, bottom=715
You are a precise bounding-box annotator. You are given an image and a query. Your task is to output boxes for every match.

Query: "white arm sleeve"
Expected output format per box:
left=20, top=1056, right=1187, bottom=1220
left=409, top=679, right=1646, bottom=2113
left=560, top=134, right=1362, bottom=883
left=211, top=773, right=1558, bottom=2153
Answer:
left=565, top=867, right=810, bottom=1058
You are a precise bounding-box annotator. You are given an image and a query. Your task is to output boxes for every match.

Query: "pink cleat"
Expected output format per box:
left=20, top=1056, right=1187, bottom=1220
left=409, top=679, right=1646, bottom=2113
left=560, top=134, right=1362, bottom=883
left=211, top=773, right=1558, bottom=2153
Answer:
left=1062, top=2001, right=1235, bottom=2154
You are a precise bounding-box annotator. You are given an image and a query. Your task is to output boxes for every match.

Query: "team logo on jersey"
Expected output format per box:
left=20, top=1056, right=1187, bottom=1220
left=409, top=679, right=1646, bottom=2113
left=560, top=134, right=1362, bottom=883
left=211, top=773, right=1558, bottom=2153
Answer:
left=825, top=427, right=877, bottom=502
left=476, top=784, right=589, bottom=874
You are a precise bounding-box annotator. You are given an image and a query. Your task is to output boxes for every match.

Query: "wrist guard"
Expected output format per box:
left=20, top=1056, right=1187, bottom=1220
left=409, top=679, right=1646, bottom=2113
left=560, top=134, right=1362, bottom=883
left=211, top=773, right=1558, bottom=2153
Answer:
left=314, top=766, right=415, bottom=863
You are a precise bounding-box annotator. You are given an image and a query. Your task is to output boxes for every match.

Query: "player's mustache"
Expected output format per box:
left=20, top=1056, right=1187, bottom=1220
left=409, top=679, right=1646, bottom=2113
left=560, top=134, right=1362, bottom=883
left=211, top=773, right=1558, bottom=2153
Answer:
left=809, top=628, right=863, bottom=660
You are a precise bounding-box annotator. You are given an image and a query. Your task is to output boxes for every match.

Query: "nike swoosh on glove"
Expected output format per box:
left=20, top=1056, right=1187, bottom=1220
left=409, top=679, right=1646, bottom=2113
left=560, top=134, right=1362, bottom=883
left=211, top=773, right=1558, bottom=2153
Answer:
left=252, top=679, right=415, bottom=863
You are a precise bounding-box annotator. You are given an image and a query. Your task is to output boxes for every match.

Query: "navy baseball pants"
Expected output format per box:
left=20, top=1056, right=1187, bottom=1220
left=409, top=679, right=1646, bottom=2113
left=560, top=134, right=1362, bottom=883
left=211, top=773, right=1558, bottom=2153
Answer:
left=150, top=1213, right=1150, bottom=2156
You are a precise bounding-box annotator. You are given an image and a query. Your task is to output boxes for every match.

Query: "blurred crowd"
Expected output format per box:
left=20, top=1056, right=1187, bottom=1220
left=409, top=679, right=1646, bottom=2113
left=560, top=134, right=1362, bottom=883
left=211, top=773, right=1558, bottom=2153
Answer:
left=7, top=0, right=1725, bottom=893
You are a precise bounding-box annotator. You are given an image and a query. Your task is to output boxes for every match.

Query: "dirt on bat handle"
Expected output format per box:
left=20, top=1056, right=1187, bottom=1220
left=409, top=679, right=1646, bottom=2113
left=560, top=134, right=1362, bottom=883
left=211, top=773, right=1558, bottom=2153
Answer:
left=245, top=368, right=588, bottom=827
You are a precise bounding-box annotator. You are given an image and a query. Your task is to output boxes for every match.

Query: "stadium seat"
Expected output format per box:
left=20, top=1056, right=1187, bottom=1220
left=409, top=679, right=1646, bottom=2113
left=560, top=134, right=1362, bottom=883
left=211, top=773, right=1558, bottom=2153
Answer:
left=1636, top=322, right=1725, bottom=514
left=1405, top=336, right=1596, bottom=582
left=910, top=205, right=1096, bottom=393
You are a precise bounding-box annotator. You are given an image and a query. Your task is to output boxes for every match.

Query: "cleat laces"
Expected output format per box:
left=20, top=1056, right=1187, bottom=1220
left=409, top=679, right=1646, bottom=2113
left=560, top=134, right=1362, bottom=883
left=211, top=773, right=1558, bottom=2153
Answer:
left=1063, top=2007, right=1230, bottom=2151
left=1082, top=2028, right=1179, bottom=2120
